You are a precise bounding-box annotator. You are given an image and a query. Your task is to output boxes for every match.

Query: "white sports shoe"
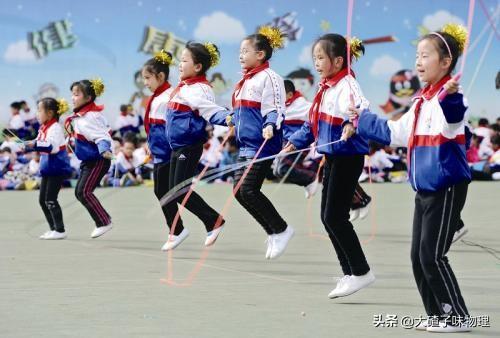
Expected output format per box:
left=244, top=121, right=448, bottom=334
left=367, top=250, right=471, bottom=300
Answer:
left=205, top=225, right=224, bottom=246
left=46, top=231, right=67, bottom=240
left=265, top=236, right=273, bottom=259
left=426, top=320, right=471, bottom=333
left=269, top=226, right=295, bottom=259
left=349, top=209, right=360, bottom=222
left=329, top=271, right=375, bottom=298
left=90, top=224, right=113, bottom=238
left=328, top=275, right=351, bottom=298
left=304, top=180, right=319, bottom=199
left=161, top=228, right=190, bottom=251
left=39, top=230, right=53, bottom=239
left=452, top=227, right=468, bottom=243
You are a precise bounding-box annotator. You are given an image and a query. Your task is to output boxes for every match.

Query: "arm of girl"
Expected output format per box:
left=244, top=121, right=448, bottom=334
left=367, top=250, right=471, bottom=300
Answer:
left=191, top=84, right=231, bottom=126
left=288, top=121, right=315, bottom=151
left=349, top=105, right=413, bottom=148
left=85, top=113, right=113, bottom=157
left=440, top=79, right=468, bottom=125
left=260, top=73, right=286, bottom=131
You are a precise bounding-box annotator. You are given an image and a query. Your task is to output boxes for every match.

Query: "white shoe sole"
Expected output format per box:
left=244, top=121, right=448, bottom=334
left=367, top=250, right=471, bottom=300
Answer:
left=91, top=225, right=113, bottom=238
left=329, top=276, right=375, bottom=299
left=265, top=236, right=273, bottom=259
left=269, top=228, right=295, bottom=260
left=39, top=231, right=53, bottom=240
left=349, top=209, right=360, bottom=222
left=46, top=233, right=67, bottom=240
left=205, top=226, right=224, bottom=247
left=162, top=230, right=190, bottom=251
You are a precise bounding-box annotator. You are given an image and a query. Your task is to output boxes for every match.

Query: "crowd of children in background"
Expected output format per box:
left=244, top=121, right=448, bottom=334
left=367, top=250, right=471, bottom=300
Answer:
left=1, top=96, right=499, bottom=192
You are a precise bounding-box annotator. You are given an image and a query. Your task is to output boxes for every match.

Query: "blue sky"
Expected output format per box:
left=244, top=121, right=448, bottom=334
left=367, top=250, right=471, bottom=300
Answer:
left=1, top=0, right=498, bottom=123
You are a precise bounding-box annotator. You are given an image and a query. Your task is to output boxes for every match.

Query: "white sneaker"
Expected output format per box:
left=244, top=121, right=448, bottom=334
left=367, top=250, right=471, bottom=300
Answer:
left=265, top=236, right=273, bottom=259
left=452, top=227, right=468, bottom=243
left=39, top=230, right=53, bottom=239
left=90, top=224, right=113, bottom=238
left=46, top=231, right=67, bottom=240
left=304, top=180, right=319, bottom=199
left=205, top=225, right=224, bottom=246
left=349, top=209, right=360, bottom=222
left=269, top=226, right=295, bottom=259
left=328, top=275, right=351, bottom=298
left=426, top=321, right=471, bottom=333
left=161, top=228, right=190, bottom=251
left=359, top=202, right=371, bottom=220
left=329, top=271, right=375, bottom=298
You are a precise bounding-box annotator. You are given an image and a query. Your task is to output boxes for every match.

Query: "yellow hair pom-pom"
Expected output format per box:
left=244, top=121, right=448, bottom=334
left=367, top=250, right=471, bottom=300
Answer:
left=442, top=23, right=468, bottom=54
left=258, top=26, right=285, bottom=49
left=349, top=37, right=364, bottom=61
left=154, top=49, right=173, bottom=65
left=90, top=78, right=105, bottom=97
left=56, top=98, right=69, bottom=115
left=203, top=42, right=220, bottom=68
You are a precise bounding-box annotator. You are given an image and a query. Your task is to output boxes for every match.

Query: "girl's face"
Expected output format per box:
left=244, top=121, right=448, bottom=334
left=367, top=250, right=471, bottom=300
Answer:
left=415, top=39, right=451, bottom=85
left=37, top=101, right=51, bottom=124
left=142, top=68, right=164, bottom=92
left=313, top=42, right=343, bottom=79
left=71, top=86, right=90, bottom=110
left=179, top=49, right=202, bottom=80
left=239, top=39, right=264, bottom=70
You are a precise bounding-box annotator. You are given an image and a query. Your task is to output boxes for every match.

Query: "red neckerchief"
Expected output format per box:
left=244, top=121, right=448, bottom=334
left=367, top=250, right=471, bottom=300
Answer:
left=309, top=68, right=353, bottom=138
left=232, top=61, right=270, bottom=107
left=407, top=75, right=451, bottom=170
left=144, top=81, right=171, bottom=135
left=285, top=91, right=303, bottom=107
left=120, top=111, right=127, bottom=117
left=38, top=118, right=58, bottom=140
left=64, top=101, right=104, bottom=137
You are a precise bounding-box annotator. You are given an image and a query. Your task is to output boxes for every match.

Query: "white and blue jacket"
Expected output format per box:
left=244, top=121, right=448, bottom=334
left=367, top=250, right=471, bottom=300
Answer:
left=69, top=102, right=112, bottom=162
left=232, top=67, right=286, bottom=158
left=289, top=72, right=370, bottom=155
left=146, top=85, right=173, bottom=164
left=357, top=77, right=471, bottom=192
left=165, top=77, right=228, bottom=150
left=28, top=119, right=71, bottom=176
left=284, top=91, right=310, bottom=142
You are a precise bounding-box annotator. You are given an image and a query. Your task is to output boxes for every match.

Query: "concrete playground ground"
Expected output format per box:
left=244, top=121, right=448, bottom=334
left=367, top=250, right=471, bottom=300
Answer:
left=1, top=182, right=499, bottom=337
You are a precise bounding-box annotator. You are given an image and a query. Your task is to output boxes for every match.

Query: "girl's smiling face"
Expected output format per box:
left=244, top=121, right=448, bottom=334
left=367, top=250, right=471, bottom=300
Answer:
left=71, top=86, right=90, bottom=110
left=313, top=42, right=343, bottom=79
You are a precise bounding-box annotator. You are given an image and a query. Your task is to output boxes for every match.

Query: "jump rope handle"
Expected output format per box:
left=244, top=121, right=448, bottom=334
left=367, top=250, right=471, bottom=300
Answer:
left=438, top=72, right=462, bottom=102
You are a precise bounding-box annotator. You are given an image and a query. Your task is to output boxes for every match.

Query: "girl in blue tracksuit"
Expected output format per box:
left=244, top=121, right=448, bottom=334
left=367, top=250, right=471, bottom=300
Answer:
left=163, top=42, right=228, bottom=251
left=351, top=25, right=471, bottom=333
left=25, top=98, right=72, bottom=240
left=285, top=34, right=374, bottom=298
left=66, top=79, right=114, bottom=239
left=227, top=27, right=294, bottom=260
left=142, top=50, right=225, bottom=251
